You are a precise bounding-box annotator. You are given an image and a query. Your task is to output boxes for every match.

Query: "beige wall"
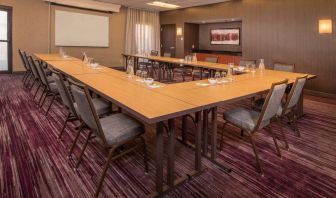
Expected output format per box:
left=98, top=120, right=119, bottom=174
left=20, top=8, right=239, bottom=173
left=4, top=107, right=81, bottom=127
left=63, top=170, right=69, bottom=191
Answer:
left=160, top=0, right=336, bottom=95
left=2, top=0, right=49, bottom=72
left=49, top=5, right=127, bottom=67
left=2, top=0, right=127, bottom=72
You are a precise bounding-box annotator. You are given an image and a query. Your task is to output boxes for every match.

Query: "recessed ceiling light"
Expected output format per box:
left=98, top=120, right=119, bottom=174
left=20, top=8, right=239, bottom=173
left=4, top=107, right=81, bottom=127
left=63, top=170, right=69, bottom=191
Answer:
left=147, top=1, right=180, bottom=9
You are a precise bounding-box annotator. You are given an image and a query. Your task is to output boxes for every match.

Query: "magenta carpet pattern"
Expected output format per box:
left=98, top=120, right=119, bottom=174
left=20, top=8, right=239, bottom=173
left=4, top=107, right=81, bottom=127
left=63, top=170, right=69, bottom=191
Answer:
left=0, top=74, right=336, bottom=197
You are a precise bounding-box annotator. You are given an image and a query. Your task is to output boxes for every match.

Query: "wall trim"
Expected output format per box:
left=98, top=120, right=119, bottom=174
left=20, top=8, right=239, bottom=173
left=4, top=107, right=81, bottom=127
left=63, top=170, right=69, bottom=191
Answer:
left=12, top=71, right=26, bottom=74
left=304, top=89, right=336, bottom=100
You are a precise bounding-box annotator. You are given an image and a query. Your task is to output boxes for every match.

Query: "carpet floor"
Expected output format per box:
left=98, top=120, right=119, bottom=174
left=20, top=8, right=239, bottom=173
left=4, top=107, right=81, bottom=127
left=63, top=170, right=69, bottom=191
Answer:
left=0, top=74, right=336, bottom=198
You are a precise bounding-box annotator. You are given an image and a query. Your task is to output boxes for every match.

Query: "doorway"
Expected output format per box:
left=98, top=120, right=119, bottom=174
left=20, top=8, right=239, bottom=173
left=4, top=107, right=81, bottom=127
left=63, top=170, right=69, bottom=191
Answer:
left=160, top=24, right=176, bottom=57
left=0, top=5, right=12, bottom=73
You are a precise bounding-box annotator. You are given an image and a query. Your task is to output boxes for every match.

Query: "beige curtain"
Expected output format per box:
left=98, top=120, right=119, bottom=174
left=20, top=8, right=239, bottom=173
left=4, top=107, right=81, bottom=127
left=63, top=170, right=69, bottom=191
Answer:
left=125, top=8, right=160, bottom=55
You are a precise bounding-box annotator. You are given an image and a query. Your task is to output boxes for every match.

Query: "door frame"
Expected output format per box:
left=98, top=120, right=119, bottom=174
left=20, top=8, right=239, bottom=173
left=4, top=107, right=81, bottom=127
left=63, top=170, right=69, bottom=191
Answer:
left=0, top=5, right=13, bottom=74
left=160, top=24, right=176, bottom=57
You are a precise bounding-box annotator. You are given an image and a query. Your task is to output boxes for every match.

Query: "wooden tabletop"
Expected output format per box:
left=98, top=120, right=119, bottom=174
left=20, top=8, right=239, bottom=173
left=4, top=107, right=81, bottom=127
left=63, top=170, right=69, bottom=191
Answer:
left=38, top=53, right=316, bottom=123
left=35, top=53, right=81, bottom=61
left=71, top=73, right=200, bottom=123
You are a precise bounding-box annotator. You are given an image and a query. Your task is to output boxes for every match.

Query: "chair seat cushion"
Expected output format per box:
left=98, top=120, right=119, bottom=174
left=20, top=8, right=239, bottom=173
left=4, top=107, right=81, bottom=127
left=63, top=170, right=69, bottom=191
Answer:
left=73, top=98, right=111, bottom=116
left=44, top=69, right=52, bottom=76
left=49, top=82, right=59, bottom=93
left=100, top=113, right=144, bottom=145
left=224, top=107, right=269, bottom=132
left=47, top=76, right=55, bottom=83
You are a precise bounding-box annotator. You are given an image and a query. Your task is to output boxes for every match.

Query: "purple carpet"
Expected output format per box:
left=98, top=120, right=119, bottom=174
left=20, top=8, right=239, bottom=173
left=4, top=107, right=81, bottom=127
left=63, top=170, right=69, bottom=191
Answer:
left=0, top=74, right=336, bottom=197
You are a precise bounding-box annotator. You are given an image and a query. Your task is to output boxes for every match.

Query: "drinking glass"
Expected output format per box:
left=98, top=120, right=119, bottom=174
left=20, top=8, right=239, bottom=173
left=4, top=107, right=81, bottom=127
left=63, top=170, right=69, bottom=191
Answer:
left=214, top=71, right=221, bottom=80
left=135, top=70, right=142, bottom=81
left=87, top=57, right=93, bottom=66
left=141, top=71, right=148, bottom=81
left=251, top=64, right=256, bottom=73
left=245, top=64, right=251, bottom=72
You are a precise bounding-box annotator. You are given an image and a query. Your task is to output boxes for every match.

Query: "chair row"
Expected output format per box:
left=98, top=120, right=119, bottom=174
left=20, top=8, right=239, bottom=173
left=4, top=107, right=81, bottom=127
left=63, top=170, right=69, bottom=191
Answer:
left=135, top=51, right=295, bottom=82
left=18, top=49, right=148, bottom=197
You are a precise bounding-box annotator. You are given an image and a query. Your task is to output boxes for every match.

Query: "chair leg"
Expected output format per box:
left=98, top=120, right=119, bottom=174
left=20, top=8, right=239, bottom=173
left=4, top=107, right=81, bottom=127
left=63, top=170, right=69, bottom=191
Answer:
left=39, top=92, right=48, bottom=108
left=37, top=87, right=46, bottom=104
left=277, top=117, right=289, bottom=150
left=68, top=122, right=85, bottom=158
left=29, top=79, right=37, bottom=91
left=249, top=134, right=264, bottom=175
left=139, top=136, right=148, bottom=173
left=22, top=72, right=28, bottom=82
left=95, top=146, right=117, bottom=198
left=293, top=111, right=301, bottom=137
left=240, top=129, right=244, bottom=138
left=25, top=75, right=34, bottom=88
left=266, top=125, right=282, bottom=158
left=45, top=94, right=56, bottom=116
left=58, top=112, right=71, bottom=140
left=74, top=131, right=93, bottom=170
left=33, top=82, right=42, bottom=100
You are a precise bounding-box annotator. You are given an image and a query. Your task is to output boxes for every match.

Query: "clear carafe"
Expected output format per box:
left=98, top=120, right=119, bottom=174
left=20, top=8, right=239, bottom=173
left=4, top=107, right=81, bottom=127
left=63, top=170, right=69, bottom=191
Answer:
left=258, top=59, right=265, bottom=70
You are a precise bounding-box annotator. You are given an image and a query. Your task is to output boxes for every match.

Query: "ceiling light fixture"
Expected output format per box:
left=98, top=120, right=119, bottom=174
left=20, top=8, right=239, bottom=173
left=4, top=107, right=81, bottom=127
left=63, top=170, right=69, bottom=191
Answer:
left=147, top=1, right=180, bottom=9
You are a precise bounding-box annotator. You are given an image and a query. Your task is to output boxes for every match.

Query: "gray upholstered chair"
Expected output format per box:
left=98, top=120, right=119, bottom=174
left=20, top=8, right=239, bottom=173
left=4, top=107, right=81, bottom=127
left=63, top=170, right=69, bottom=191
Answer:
left=139, top=50, right=159, bottom=75
left=254, top=62, right=295, bottom=108
left=274, top=62, right=295, bottom=72
left=52, top=70, right=111, bottom=141
left=33, top=58, right=59, bottom=115
left=18, top=49, right=32, bottom=84
left=221, top=79, right=288, bottom=175
left=68, top=79, right=148, bottom=197
left=255, top=75, right=308, bottom=143
left=192, top=56, right=219, bottom=80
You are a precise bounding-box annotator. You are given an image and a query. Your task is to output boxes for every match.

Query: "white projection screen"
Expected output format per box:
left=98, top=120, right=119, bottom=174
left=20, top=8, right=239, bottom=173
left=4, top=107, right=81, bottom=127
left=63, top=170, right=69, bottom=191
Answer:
left=55, top=10, right=109, bottom=47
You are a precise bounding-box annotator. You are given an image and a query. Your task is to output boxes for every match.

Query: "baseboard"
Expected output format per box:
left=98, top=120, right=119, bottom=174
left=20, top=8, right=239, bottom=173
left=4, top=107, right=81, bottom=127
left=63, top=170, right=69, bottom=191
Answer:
left=12, top=71, right=26, bottom=74
left=304, top=89, right=336, bottom=100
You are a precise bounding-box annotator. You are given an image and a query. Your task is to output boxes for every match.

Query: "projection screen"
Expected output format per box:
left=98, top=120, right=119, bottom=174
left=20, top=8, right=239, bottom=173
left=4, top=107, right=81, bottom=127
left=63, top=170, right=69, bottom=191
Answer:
left=55, top=10, right=109, bottom=47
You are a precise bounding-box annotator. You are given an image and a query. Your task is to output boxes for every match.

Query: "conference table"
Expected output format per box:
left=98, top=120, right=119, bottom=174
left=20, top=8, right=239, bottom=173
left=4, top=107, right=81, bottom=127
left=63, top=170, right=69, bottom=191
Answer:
left=34, top=53, right=316, bottom=197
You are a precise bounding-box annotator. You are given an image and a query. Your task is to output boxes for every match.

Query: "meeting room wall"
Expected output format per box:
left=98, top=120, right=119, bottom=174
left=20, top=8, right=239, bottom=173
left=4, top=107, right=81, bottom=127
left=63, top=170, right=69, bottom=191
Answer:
left=2, top=0, right=50, bottom=72
left=2, top=0, right=127, bottom=72
left=49, top=5, right=127, bottom=67
left=160, top=0, right=336, bottom=96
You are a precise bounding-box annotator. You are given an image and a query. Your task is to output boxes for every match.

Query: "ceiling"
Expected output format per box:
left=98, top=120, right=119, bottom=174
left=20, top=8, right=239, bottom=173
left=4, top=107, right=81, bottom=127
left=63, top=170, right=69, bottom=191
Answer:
left=95, top=0, right=232, bottom=11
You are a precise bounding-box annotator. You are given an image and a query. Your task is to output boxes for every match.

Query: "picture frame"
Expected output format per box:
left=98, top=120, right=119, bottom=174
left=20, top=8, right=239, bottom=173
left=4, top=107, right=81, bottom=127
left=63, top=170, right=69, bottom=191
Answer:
left=210, top=28, right=240, bottom=45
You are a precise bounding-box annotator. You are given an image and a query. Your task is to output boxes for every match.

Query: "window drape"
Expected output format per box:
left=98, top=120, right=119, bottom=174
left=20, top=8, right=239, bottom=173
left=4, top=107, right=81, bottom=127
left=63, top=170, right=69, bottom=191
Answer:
left=125, top=8, right=160, bottom=55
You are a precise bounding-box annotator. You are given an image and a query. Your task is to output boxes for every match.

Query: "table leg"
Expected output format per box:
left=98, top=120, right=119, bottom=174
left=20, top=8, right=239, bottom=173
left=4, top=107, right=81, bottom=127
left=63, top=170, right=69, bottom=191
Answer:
left=167, top=119, right=175, bottom=187
left=158, top=63, right=162, bottom=82
left=195, top=111, right=202, bottom=171
left=211, top=107, right=217, bottom=160
left=181, top=115, right=188, bottom=144
left=204, top=107, right=232, bottom=173
left=156, top=122, right=164, bottom=195
left=202, top=109, right=208, bottom=155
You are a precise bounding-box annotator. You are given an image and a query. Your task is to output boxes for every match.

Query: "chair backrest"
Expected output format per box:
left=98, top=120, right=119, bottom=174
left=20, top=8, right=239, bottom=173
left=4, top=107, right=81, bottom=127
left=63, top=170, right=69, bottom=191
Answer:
left=34, top=59, right=49, bottom=87
left=239, top=60, right=256, bottom=66
left=22, top=52, right=32, bottom=71
left=18, top=49, right=29, bottom=71
left=256, top=79, right=288, bottom=130
left=274, top=63, right=295, bottom=72
left=205, top=56, right=218, bottom=63
left=52, top=70, right=78, bottom=117
left=283, top=75, right=308, bottom=113
left=27, top=55, right=40, bottom=80
left=163, top=52, right=171, bottom=57
left=150, top=50, right=159, bottom=56
left=68, top=79, right=107, bottom=143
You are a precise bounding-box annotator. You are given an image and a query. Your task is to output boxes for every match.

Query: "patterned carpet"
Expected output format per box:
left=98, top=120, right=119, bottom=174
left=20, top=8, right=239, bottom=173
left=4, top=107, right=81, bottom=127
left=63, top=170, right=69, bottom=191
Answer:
left=0, top=74, right=336, bottom=198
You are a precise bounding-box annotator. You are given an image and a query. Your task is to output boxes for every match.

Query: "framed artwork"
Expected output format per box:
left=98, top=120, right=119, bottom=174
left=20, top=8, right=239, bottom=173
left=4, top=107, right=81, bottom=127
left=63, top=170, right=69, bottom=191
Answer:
left=210, top=28, right=240, bottom=45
